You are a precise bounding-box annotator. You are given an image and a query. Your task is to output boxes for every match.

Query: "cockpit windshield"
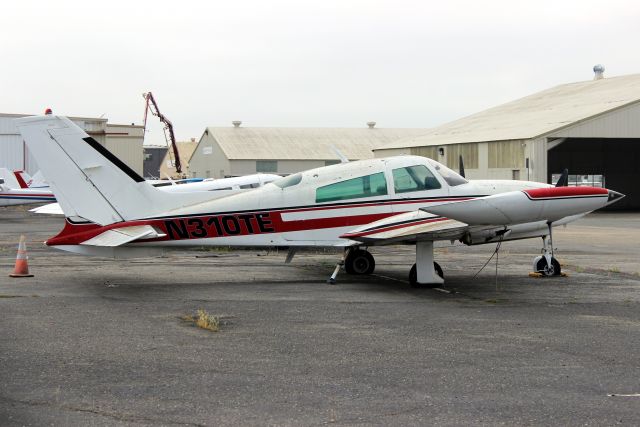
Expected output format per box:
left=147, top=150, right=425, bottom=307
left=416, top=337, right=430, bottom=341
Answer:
left=426, top=159, right=468, bottom=186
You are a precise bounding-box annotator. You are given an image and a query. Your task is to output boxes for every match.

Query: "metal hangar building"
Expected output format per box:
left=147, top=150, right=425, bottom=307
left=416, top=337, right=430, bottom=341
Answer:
left=0, top=113, right=144, bottom=175
left=188, top=122, right=429, bottom=179
left=374, top=70, right=640, bottom=209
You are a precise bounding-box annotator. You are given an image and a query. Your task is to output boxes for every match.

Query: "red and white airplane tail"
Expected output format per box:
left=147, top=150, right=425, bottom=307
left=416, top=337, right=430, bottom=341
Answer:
left=15, top=115, right=213, bottom=225
left=0, top=168, right=30, bottom=189
left=13, top=170, right=31, bottom=188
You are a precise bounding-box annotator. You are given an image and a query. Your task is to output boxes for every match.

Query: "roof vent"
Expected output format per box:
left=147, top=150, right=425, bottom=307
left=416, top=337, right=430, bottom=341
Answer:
left=232, top=120, right=242, bottom=128
left=593, top=64, right=605, bottom=80
left=366, top=121, right=376, bottom=129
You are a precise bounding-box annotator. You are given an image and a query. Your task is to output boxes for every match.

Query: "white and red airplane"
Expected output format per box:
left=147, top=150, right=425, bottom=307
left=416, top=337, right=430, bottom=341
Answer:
left=16, top=115, right=624, bottom=286
left=0, top=168, right=56, bottom=207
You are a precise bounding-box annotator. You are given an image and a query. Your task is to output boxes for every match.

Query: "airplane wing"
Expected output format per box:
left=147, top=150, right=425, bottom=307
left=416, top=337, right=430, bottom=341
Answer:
left=342, top=187, right=620, bottom=246
left=340, top=210, right=471, bottom=245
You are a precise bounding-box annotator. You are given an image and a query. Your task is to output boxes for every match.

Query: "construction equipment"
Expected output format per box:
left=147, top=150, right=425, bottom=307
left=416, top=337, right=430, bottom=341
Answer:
left=142, top=92, right=182, bottom=174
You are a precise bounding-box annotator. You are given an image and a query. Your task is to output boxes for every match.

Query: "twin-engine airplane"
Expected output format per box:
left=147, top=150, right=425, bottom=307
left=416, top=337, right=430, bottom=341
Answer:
left=16, top=115, right=624, bottom=287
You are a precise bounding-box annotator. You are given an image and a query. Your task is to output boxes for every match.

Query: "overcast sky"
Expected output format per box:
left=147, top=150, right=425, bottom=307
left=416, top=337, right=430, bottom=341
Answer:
left=2, top=0, right=640, bottom=144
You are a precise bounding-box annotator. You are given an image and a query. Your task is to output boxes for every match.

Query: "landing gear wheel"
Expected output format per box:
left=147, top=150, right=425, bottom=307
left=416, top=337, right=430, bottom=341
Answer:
left=345, top=249, right=375, bottom=275
left=409, top=262, right=444, bottom=288
left=536, top=257, right=561, bottom=276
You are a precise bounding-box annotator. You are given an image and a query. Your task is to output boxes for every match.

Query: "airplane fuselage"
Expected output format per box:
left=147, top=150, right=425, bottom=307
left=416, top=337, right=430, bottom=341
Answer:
left=48, top=156, right=556, bottom=255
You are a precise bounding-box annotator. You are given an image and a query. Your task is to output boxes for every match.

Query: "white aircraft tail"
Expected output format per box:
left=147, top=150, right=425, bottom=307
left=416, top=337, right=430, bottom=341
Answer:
left=0, top=168, right=31, bottom=189
left=28, top=170, right=48, bottom=188
left=16, top=115, right=213, bottom=225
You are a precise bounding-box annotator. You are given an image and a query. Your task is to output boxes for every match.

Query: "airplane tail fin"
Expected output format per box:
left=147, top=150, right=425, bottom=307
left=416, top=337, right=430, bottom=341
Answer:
left=15, top=115, right=212, bottom=225
left=0, top=168, right=19, bottom=189
left=13, top=171, right=31, bottom=188
left=28, top=170, right=48, bottom=188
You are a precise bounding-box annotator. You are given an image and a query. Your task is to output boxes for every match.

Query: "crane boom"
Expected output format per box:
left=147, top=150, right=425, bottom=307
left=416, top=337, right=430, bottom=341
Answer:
left=142, top=92, right=182, bottom=174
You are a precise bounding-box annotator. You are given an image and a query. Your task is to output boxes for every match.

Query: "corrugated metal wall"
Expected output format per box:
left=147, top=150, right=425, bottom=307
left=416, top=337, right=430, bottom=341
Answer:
left=488, top=140, right=525, bottom=168
left=444, top=143, right=479, bottom=169
left=1, top=115, right=143, bottom=176
left=0, top=115, right=37, bottom=173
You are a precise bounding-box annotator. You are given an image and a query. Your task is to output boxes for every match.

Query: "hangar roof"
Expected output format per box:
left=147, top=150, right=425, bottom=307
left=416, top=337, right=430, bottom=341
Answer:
left=201, top=127, right=429, bottom=160
left=376, top=73, right=640, bottom=150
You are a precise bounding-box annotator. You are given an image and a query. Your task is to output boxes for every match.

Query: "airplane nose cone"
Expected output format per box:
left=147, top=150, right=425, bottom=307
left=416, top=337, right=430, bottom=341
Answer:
left=607, top=190, right=625, bottom=204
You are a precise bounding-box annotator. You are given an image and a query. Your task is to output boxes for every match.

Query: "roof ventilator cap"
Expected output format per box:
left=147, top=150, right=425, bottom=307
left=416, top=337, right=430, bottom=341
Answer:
left=593, top=64, right=605, bottom=80
left=366, top=121, right=376, bottom=129
left=232, top=121, right=242, bottom=128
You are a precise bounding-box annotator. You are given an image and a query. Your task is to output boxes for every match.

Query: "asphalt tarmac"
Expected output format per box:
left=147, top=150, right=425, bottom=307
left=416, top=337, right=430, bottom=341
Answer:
left=0, top=207, right=639, bottom=426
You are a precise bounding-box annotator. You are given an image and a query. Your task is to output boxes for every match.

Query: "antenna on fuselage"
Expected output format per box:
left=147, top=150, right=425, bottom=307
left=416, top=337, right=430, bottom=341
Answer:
left=330, top=145, right=349, bottom=164
left=459, top=155, right=465, bottom=178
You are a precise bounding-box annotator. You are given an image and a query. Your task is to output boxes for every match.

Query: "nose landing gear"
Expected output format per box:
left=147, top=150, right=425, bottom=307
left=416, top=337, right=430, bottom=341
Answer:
left=533, top=222, right=562, bottom=277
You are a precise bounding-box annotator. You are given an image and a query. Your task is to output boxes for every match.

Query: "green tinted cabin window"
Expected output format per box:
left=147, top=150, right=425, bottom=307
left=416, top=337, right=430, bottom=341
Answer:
left=315, top=172, right=388, bottom=203
left=392, top=165, right=441, bottom=193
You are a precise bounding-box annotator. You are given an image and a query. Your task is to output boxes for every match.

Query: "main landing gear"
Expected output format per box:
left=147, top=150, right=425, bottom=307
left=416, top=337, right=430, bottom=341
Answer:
left=327, top=243, right=446, bottom=288
left=327, top=247, right=375, bottom=284
left=345, top=249, right=375, bottom=275
left=533, top=222, right=562, bottom=277
left=409, top=241, right=445, bottom=288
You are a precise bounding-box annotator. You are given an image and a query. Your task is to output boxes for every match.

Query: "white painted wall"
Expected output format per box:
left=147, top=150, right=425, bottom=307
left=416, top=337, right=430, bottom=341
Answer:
left=188, top=132, right=231, bottom=178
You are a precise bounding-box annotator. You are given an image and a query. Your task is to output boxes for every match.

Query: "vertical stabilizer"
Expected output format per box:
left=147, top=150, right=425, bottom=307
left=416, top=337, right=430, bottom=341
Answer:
left=16, top=115, right=213, bottom=225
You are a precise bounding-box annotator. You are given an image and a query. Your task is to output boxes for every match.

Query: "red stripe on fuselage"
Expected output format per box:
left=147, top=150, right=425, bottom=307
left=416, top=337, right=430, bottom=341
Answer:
left=46, top=197, right=475, bottom=246
left=0, top=192, right=54, bottom=198
left=523, top=187, right=608, bottom=199
left=47, top=212, right=397, bottom=246
left=278, top=197, right=474, bottom=214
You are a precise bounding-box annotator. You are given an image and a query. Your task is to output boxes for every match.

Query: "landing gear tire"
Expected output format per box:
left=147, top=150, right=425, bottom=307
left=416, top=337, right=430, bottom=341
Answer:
left=409, top=262, right=444, bottom=288
left=536, top=257, right=561, bottom=277
left=345, top=249, right=375, bottom=275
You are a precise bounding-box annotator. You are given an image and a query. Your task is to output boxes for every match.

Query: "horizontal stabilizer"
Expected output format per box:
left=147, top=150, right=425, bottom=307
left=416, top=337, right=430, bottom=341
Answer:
left=81, top=225, right=165, bottom=247
left=30, top=203, right=63, bottom=215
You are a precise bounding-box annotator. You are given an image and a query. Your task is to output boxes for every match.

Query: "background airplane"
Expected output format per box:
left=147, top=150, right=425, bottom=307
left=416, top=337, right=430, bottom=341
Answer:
left=0, top=168, right=56, bottom=207
left=16, top=115, right=624, bottom=287
left=30, top=173, right=281, bottom=215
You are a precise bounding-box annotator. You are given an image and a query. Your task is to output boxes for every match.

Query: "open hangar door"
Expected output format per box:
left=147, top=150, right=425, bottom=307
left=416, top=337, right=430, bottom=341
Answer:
left=547, top=138, right=640, bottom=210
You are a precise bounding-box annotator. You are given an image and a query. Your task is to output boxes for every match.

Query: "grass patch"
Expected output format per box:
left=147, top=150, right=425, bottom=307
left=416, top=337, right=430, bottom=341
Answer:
left=0, top=294, right=23, bottom=299
left=181, top=309, right=220, bottom=332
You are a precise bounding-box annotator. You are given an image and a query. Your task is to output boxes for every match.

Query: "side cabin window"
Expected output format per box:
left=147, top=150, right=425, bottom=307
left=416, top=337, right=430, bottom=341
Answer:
left=392, top=165, right=441, bottom=193
left=316, top=172, right=387, bottom=203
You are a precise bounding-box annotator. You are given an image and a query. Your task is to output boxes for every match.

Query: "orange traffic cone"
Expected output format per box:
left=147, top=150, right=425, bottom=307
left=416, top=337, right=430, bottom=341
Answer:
left=9, top=235, right=34, bottom=278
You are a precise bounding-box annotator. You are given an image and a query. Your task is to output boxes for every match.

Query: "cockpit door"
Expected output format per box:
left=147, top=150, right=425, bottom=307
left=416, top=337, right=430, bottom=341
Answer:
left=389, top=163, right=449, bottom=213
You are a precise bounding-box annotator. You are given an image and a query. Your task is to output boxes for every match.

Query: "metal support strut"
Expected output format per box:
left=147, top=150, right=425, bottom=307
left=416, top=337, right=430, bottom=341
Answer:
left=416, top=241, right=444, bottom=285
left=327, top=247, right=352, bottom=285
left=544, top=222, right=554, bottom=268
